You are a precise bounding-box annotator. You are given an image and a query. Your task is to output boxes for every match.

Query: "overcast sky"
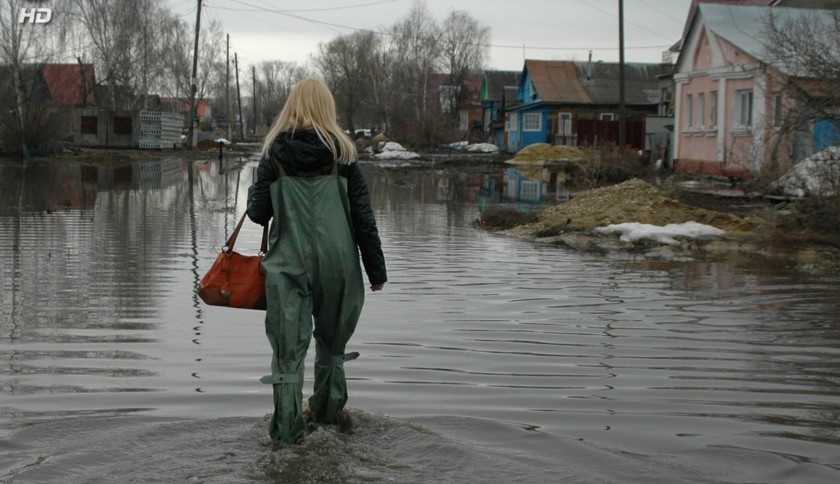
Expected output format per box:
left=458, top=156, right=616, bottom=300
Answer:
left=168, top=0, right=694, bottom=70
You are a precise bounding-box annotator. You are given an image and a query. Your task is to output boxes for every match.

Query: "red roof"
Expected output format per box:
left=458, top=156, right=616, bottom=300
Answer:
left=40, top=64, right=95, bottom=106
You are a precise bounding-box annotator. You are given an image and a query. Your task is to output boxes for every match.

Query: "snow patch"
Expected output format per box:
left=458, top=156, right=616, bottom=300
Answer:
left=373, top=141, right=420, bottom=160
left=442, top=141, right=501, bottom=153
left=775, top=147, right=840, bottom=197
left=594, top=221, right=725, bottom=246
left=465, top=143, right=500, bottom=153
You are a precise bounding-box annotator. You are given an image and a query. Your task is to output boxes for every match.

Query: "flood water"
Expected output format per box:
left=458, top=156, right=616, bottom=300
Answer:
left=1, top=157, right=839, bottom=483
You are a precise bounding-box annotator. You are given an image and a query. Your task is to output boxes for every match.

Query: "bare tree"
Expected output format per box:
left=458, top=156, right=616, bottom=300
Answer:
left=438, top=10, right=489, bottom=117
left=70, top=0, right=217, bottom=111
left=387, top=0, right=441, bottom=143
left=0, top=0, right=59, bottom=153
left=253, top=60, right=312, bottom=128
left=315, top=30, right=384, bottom=133
left=365, top=30, right=395, bottom=134
left=762, top=9, right=840, bottom=160
left=133, top=0, right=170, bottom=106
left=760, top=7, right=840, bottom=237
left=158, top=15, right=224, bottom=116
left=762, top=10, right=840, bottom=83
left=158, top=15, right=191, bottom=99
left=71, top=0, right=140, bottom=108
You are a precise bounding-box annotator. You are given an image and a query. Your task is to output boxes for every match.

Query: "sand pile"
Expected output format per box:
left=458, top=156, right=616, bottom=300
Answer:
left=512, top=143, right=583, bottom=162
left=521, top=178, right=756, bottom=235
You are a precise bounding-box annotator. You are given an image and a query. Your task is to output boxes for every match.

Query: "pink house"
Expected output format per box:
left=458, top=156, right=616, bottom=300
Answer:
left=674, top=3, right=837, bottom=178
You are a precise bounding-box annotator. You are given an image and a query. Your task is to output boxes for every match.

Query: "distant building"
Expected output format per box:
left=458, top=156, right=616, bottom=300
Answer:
left=160, top=98, right=214, bottom=129
left=479, top=70, right=521, bottom=148
left=505, top=59, right=667, bottom=152
left=426, top=73, right=484, bottom=141
left=674, top=3, right=840, bottom=177
left=0, top=63, right=96, bottom=151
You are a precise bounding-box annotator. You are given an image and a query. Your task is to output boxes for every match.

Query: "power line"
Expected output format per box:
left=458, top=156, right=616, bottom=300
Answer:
left=169, top=0, right=197, bottom=19
left=215, top=0, right=362, bottom=32
left=219, top=0, right=402, bottom=13
left=637, top=0, right=686, bottom=24
left=211, top=0, right=672, bottom=54
left=493, top=43, right=671, bottom=51
left=573, top=0, right=677, bottom=42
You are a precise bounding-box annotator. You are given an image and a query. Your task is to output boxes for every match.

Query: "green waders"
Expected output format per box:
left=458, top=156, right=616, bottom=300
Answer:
left=259, top=161, right=365, bottom=444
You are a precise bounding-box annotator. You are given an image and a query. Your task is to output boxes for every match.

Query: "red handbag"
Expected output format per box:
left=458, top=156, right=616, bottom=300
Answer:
left=197, top=212, right=268, bottom=310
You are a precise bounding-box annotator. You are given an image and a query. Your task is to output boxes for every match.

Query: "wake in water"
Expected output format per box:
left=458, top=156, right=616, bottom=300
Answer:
left=5, top=408, right=840, bottom=483
left=0, top=409, right=564, bottom=483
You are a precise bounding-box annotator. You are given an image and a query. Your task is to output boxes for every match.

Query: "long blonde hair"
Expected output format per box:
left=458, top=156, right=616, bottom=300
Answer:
left=260, top=79, right=357, bottom=163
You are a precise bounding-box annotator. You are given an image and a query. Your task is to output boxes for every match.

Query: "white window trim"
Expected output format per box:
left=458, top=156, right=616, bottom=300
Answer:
left=509, top=112, right=519, bottom=132
left=523, top=112, right=541, bottom=132
left=558, top=112, right=571, bottom=134
left=600, top=113, right=615, bottom=121
left=735, top=89, right=753, bottom=130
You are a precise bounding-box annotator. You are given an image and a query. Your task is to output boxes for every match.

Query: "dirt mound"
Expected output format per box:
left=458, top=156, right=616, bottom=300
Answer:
left=522, top=178, right=756, bottom=235
left=513, top=143, right=583, bottom=162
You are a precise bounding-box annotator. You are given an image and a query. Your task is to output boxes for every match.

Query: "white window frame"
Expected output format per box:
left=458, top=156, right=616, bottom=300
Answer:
left=600, top=113, right=615, bottom=121
left=521, top=180, right=540, bottom=201
left=509, top=112, right=518, bottom=132
left=697, top=93, right=705, bottom=129
left=459, top=110, right=469, bottom=131
left=736, top=89, right=753, bottom=128
left=558, top=112, right=571, bottom=134
left=523, top=112, right=541, bottom=132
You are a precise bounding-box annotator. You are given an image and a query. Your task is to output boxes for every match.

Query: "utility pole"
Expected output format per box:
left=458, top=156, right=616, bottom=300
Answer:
left=252, top=65, right=257, bottom=136
left=235, top=53, right=245, bottom=141
left=188, top=0, right=202, bottom=149
left=618, top=0, right=626, bottom=160
left=226, top=33, right=231, bottom=141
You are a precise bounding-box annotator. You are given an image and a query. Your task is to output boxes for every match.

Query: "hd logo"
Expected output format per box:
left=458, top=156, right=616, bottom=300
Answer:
left=19, top=0, right=53, bottom=24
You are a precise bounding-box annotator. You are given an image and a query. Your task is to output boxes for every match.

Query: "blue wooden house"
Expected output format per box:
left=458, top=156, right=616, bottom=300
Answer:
left=506, top=59, right=666, bottom=152
left=479, top=70, right=520, bottom=148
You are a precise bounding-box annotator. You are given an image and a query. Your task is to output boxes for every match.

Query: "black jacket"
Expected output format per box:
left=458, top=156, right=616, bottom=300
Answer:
left=247, top=129, right=387, bottom=285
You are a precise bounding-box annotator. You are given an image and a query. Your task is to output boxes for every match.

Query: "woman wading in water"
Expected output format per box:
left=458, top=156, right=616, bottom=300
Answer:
left=247, top=79, right=387, bottom=444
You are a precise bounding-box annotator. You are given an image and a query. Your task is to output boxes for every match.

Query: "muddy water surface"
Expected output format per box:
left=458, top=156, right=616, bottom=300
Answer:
left=1, top=158, right=839, bottom=483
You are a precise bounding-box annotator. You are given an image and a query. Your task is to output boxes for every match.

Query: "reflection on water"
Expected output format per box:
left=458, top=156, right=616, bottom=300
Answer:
left=478, top=164, right=576, bottom=216
left=1, top=157, right=840, bottom=482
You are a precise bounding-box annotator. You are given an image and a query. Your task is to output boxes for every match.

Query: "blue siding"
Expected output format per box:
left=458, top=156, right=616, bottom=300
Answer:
left=506, top=64, right=551, bottom=152
left=814, top=117, right=840, bottom=153
left=517, top=67, right=537, bottom=104
left=508, top=105, right=549, bottom=152
left=522, top=106, right=548, bottom=148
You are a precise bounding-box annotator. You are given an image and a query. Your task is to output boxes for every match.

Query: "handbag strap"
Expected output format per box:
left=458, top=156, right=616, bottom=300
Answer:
left=224, top=212, right=268, bottom=255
